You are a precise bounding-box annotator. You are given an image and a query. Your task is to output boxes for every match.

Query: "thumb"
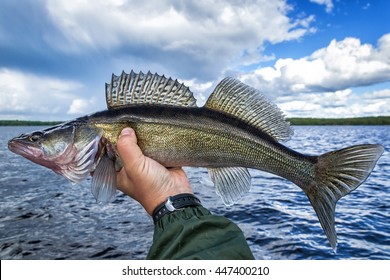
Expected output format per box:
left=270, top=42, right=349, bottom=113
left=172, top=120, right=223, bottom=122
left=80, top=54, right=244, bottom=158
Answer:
left=117, top=127, right=146, bottom=176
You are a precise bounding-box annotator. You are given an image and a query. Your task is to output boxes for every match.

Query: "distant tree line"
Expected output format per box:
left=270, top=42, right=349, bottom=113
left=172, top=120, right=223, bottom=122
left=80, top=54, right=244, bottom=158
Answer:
left=0, top=120, right=62, bottom=126
left=287, top=116, right=390, bottom=125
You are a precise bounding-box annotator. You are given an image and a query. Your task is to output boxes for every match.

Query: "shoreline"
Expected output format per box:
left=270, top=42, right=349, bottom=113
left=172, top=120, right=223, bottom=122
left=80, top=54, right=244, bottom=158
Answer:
left=1, top=116, right=390, bottom=126
left=287, top=116, right=390, bottom=125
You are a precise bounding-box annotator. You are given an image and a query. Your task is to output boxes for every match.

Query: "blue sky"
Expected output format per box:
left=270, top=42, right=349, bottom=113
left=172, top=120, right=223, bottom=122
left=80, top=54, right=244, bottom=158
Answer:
left=0, top=0, right=389, bottom=120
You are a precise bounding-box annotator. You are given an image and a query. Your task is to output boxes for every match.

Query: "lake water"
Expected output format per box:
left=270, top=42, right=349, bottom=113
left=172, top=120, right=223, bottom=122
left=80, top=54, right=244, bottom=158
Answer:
left=0, top=125, right=389, bottom=260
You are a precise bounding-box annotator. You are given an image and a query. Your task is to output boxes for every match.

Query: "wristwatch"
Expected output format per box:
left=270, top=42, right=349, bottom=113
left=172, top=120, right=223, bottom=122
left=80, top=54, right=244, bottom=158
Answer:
left=152, top=193, right=202, bottom=224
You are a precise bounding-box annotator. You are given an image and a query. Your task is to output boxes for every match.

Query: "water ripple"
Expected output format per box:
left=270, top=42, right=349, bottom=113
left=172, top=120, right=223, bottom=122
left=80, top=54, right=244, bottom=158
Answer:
left=1, top=126, right=389, bottom=259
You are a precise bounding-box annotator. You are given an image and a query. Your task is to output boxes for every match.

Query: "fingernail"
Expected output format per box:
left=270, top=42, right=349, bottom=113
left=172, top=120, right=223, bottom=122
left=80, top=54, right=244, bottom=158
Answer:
left=120, top=128, right=133, bottom=138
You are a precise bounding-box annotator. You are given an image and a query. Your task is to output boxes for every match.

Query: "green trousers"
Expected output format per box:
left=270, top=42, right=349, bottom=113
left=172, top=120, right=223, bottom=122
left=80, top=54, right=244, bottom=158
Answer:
left=147, top=206, right=255, bottom=260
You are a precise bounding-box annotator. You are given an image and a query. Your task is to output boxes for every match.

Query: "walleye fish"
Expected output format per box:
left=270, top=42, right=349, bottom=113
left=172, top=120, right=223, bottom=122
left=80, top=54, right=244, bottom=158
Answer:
left=8, top=71, right=384, bottom=250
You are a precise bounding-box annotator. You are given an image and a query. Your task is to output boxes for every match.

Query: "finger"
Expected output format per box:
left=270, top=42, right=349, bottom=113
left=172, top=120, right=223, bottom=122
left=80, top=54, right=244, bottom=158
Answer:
left=117, top=128, right=146, bottom=177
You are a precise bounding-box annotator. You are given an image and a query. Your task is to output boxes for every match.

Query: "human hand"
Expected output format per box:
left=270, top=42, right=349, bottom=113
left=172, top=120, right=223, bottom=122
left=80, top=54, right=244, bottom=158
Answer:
left=116, top=128, right=193, bottom=215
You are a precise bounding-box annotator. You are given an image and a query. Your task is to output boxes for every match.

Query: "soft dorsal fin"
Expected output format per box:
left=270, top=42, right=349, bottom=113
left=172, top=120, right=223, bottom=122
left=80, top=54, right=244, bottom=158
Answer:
left=205, top=77, right=293, bottom=142
left=105, top=71, right=197, bottom=109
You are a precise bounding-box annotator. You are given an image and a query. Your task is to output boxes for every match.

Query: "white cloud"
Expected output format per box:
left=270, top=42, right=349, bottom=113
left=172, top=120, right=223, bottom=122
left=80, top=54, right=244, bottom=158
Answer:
left=178, top=78, right=214, bottom=105
left=309, top=0, right=334, bottom=13
left=239, top=33, right=390, bottom=95
left=276, top=88, right=390, bottom=118
left=0, top=68, right=91, bottom=120
left=67, top=98, right=96, bottom=115
left=45, top=0, right=313, bottom=48
left=44, top=0, right=316, bottom=79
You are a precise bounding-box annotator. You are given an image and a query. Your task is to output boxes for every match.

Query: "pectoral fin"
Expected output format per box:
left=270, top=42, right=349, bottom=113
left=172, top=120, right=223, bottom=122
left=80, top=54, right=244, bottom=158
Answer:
left=91, top=154, right=117, bottom=203
left=208, top=167, right=251, bottom=206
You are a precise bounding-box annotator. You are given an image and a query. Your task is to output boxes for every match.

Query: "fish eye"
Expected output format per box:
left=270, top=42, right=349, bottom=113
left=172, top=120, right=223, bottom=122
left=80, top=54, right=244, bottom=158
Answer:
left=29, top=132, right=44, bottom=142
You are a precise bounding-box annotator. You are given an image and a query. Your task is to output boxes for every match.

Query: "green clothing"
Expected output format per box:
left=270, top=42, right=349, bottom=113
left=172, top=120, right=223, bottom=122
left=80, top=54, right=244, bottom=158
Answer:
left=147, top=206, right=255, bottom=260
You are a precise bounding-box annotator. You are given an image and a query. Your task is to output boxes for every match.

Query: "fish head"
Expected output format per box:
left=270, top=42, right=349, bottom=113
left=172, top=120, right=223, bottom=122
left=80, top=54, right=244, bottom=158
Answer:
left=8, top=122, right=101, bottom=183
left=8, top=124, right=75, bottom=167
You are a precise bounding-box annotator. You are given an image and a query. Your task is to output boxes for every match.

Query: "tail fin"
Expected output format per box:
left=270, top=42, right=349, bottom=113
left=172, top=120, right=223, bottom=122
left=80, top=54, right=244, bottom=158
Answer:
left=305, top=144, right=384, bottom=250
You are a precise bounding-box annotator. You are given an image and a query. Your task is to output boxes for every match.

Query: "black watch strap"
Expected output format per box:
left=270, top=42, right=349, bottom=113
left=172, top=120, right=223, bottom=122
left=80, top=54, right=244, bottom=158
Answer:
left=152, top=193, right=202, bottom=224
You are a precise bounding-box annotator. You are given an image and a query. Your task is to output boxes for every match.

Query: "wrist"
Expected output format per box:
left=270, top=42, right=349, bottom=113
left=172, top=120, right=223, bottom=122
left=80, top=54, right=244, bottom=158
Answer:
left=152, top=193, right=202, bottom=224
left=139, top=186, right=194, bottom=215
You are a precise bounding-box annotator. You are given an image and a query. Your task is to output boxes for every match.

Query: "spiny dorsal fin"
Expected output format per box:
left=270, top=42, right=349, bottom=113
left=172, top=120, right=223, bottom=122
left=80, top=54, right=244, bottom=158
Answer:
left=205, top=77, right=293, bottom=142
left=105, top=71, right=197, bottom=109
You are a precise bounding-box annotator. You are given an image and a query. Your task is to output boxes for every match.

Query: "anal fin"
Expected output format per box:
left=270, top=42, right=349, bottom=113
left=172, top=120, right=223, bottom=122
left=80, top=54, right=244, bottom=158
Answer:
left=208, top=167, right=251, bottom=206
left=92, top=154, right=117, bottom=203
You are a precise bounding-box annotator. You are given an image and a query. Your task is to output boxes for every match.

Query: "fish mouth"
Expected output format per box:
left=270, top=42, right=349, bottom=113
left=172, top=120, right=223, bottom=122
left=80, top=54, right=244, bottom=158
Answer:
left=8, top=139, right=42, bottom=159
